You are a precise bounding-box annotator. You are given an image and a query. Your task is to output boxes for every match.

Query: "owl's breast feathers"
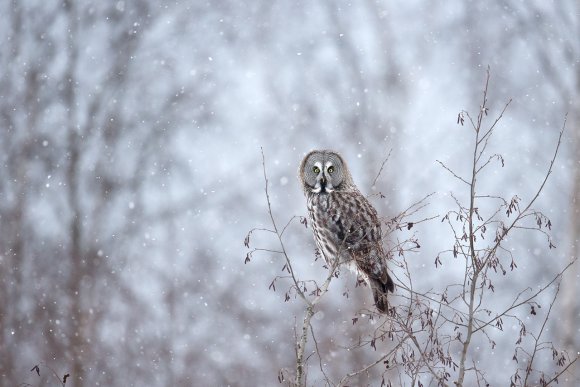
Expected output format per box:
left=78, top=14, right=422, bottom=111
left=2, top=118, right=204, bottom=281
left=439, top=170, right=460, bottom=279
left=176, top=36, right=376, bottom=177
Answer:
left=307, top=191, right=384, bottom=266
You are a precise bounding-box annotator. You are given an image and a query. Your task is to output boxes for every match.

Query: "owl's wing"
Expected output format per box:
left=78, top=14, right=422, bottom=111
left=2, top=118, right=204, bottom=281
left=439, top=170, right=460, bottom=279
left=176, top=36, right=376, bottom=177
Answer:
left=335, top=192, right=390, bottom=282
left=329, top=193, right=379, bottom=252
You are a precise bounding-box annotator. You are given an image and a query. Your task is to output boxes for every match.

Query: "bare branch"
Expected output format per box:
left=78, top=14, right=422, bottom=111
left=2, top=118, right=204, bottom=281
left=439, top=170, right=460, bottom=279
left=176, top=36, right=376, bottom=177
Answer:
left=372, top=147, right=393, bottom=187
left=436, top=160, right=471, bottom=186
left=523, top=284, right=560, bottom=386
left=260, top=147, right=308, bottom=305
left=543, top=355, right=580, bottom=386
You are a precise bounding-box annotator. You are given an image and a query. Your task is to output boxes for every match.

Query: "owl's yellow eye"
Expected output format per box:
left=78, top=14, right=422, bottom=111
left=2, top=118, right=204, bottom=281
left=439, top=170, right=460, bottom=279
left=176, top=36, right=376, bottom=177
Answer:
left=327, top=166, right=334, bottom=174
left=313, top=166, right=320, bottom=174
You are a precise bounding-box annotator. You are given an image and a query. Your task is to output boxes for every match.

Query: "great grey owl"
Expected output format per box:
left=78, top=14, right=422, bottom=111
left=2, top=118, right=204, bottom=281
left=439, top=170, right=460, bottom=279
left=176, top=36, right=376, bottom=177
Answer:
left=299, top=150, right=394, bottom=313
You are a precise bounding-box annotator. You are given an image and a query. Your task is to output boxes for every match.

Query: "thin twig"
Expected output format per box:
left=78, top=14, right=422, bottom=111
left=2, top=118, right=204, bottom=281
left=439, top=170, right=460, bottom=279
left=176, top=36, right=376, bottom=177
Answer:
left=472, top=260, right=574, bottom=334
left=523, top=284, right=560, bottom=386
left=336, top=340, right=406, bottom=387
left=436, top=160, right=471, bottom=186
left=260, top=147, right=308, bottom=304
left=543, top=355, right=580, bottom=386
left=372, top=148, right=393, bottom=187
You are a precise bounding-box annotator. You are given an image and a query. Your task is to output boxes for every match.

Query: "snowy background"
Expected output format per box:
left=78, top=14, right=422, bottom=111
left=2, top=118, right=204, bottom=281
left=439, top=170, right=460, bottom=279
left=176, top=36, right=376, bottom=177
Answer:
left=1, top=1, right=578, bottom=386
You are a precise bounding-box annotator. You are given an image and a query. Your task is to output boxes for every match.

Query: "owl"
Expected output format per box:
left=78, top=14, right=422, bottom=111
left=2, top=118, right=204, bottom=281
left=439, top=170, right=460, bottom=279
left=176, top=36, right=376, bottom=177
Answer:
left=299, top=150, right=394, bottom=313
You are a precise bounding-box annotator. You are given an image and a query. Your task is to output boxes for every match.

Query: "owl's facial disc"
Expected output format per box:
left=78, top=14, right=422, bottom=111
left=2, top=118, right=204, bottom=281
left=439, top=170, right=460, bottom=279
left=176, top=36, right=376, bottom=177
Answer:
left=310, top=160, right=337, bottom=194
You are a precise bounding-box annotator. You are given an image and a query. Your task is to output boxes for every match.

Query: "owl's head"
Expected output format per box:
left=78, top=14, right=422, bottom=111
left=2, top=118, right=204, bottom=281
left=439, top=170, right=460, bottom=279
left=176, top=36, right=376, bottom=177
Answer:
left=299, top=150, right=354, bottom=194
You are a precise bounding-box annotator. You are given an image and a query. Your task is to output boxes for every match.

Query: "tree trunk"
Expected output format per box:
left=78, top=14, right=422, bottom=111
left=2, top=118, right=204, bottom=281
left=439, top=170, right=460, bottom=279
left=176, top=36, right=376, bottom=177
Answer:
left=63, top=1, right=86, bottom=385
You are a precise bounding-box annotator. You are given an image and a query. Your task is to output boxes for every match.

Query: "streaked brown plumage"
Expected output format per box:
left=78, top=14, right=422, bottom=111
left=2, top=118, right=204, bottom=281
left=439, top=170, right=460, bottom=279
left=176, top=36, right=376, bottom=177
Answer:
left=299, top=150, right=394, bottom=313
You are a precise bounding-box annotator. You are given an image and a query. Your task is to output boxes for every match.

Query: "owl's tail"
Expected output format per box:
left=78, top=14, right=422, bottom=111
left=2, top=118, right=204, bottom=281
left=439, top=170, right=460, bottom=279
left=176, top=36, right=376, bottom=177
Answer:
left=370, top=274, right=395, bottom=314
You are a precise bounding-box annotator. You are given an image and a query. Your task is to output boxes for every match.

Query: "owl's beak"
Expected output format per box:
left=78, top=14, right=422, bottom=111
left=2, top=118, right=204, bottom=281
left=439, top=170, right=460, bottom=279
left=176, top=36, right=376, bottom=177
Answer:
left=319, top=175, right=327, bottom=191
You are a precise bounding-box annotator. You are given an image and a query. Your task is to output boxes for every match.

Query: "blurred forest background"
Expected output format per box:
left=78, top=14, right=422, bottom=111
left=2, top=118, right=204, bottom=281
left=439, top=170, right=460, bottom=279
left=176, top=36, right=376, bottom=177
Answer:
left=0, top=0, right=578, bottom=386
